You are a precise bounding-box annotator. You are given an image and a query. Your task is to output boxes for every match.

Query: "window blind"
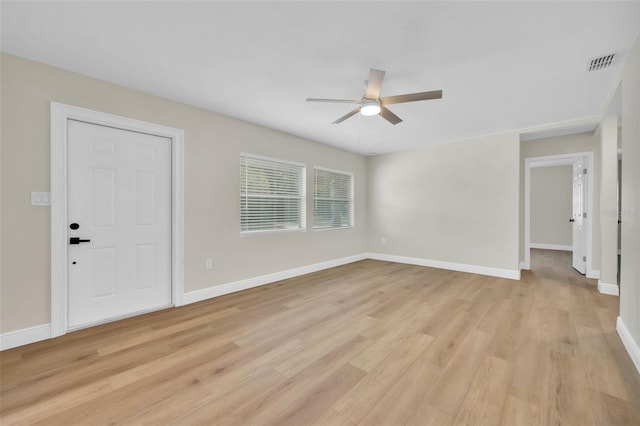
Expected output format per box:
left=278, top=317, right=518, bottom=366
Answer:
left=313, top=167, right=354, bottom=229
left=240, top=154, right=306, bottom=233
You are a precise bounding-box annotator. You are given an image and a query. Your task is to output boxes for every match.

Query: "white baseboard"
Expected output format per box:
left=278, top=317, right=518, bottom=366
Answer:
left=0, top=323, right=51, bottom=351
left=598, top=281, right=619, bottom=296
left=519, top=261, right=530, bottom=270
left=183, top=253, right=368, bottom=305
left=587, top=269, right=601, bottom=279
left=2, top=252, right=524, bottom=350
left=366, top=252, right=521, bottom=280
left=617, top=317, right=640, bottom=375
left=2, top=254, right=370, bottom=350
left=530, top=243, right=572, bottom=251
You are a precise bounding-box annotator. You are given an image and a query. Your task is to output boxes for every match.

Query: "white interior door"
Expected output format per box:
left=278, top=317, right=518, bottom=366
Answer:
left=67, top=119, right=172, bottom=329
left=572, top=159, right=587, bottom=274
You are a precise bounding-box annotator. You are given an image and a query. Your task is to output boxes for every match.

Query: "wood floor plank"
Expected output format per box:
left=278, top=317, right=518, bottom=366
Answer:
left=350, top=301, right=431, bottom=372
left=509, top=326, right=552, bottom=406
left=405, top=403, right=455, bottom=426
left=311, top=409, right=355, bottom=426
left=577, top=324, right=633, bottom=401
left=423, top=305, right=481, bottom=369
left=274, top=315, right=377, bottom=377
left=219, top=335, right=372, bottom=426
left=1, top=249, right=638, bottom=425
left=134, top=339, right=307, bottom=425
left=424, top=329, right=492, bottom=415
left=487, top=308, right=525, bottom=362
left=547, top=350, right=593, bottom=425
left=500, top=395, right=545, bottom=426
left=588, top=388, right=639, bottom=426
left=267, top=363, right=366, bottom=426
left=161, top=368, right=287, bottom=425
left=333, top=333, right=434, bottom=423
left=452, top=355, right=513, bottom=425
left=358, top=357, right=442, bottom=425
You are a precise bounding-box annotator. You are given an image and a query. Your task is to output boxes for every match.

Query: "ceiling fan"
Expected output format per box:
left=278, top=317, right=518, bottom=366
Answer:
left=306, top=69, right=442, bottom=125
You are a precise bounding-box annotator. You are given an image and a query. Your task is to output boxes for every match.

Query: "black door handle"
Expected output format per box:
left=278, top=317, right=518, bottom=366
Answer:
left=69, top=237, right=91, bottom=245
left=569, top=218, right=575, bottom=222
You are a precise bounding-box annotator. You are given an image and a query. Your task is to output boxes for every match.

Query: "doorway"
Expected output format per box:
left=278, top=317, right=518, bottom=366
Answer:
left=51, top=103, right=185, bottom=337
left=523, top=152, right=595, bottom=277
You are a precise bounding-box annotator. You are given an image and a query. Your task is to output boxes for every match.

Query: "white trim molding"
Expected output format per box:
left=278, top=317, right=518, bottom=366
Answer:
left=617, top=317, right=640, bottom=375
left=0, top=324, right=51, bottom=351
left=366, top=253, right=521, bottom=280
left=184, top=254, right=367, bottom=305
left=184, top=252, right=521, bottom=306
left=587, top=269, right=601, bottom=280
left=4, top=252, right=525, bottom=350
left=51, top=102, right=185, bottom=337
left=529, top=243, right=572, bottom=251
left=598, top=281, right=620, bottom=296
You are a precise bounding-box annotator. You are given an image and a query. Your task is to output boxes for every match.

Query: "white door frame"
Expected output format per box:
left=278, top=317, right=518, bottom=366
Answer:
left=51, top=102, right=184, bottom=337
left=523, top=151, right=597, bottom=277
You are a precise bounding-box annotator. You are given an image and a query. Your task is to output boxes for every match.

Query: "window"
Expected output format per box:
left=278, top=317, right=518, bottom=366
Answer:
left=240, top=154, right=306, bottom=233
left=313, top=167, right=354, bottom=230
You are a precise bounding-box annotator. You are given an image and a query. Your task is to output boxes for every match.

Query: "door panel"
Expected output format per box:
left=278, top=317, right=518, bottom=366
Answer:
left=67, top=120, right=172, bottom=329
left=91, top=248, right=116, bottom=298
left=572, top=160, right=587, bottom=274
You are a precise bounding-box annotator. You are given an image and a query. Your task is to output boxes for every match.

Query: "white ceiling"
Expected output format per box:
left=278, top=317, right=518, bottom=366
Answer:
left=2, top=1, right=639, bottom=155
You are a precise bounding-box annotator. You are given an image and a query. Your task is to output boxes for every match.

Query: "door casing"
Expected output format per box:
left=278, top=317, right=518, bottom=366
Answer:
left=571, top=159, right=587, bottom=274
left=523, top=151, right=596, bottom=277
left=51, top=102, right=184, bottom=337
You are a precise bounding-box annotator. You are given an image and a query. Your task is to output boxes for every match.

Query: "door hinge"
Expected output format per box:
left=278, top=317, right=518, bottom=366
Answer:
left=583, top=212, right=587, bottom=218
left=583, top=256, right=587, bottom=262
left=583, top=168, right=587, bottom=174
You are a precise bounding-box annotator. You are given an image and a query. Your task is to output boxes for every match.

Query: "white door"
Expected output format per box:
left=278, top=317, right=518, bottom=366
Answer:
left=67, top=120, right=172, bottom=329
left=572, top=159, right=587, bottom=274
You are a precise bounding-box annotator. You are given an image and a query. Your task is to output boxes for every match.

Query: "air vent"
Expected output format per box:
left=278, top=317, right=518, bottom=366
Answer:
left=588, top=54, right=616, bottom=72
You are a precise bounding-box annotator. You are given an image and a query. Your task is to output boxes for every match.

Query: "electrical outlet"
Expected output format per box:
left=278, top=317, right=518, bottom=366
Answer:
left=205, top=258, right=213, bottom=270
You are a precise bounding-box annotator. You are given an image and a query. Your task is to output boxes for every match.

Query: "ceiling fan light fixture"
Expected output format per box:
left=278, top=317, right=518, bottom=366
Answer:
left=360, top=99, right=381, bottom=116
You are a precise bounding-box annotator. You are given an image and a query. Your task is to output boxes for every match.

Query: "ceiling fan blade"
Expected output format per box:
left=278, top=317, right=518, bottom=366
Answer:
left=380, top=106, right=402, bottom=125
left=365, top=69, right=386, bottom=99
left=332, top=107, right=361, bottom=124
left=306, top=98, right=360, bottom=104
left=380, top=90, right=443, bottom=105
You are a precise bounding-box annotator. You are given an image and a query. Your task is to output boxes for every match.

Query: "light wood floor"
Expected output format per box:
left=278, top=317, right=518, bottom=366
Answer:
left=1, top=249, right=639, bottom=425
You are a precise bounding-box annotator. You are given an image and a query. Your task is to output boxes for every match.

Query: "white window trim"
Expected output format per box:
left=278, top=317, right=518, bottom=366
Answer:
left=312, top=166, right=355, bottom=231
left=240, top=153, right=306, bottom=235
left=240, top=152, right=306, bottom=168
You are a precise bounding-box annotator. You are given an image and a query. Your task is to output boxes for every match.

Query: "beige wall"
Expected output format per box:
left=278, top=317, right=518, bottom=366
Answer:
left=620, top=35, right=640, bottom=354
left=0, top=53, right=368, bottom=333
left=367, top=133, right=520, bottom=272
left=520, top=133, right=602, bottom=271
left=530, top=166, right=572, bottom=247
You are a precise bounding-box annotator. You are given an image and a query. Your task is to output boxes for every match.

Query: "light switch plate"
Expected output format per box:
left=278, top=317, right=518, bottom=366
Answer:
left=31, top=192, right=51, bottom=206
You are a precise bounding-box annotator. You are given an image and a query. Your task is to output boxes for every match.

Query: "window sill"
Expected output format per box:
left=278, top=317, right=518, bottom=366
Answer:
left=240, top=228, right=306, bottom=237
left=312, top=226, right=354, bottom=232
